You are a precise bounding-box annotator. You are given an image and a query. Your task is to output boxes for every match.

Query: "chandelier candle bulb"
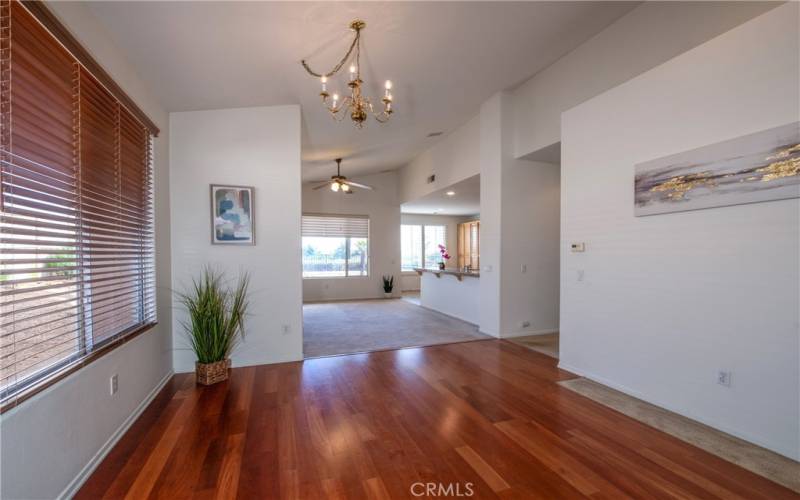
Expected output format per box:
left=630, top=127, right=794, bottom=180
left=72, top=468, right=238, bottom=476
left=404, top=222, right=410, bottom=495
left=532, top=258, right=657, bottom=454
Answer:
left=321, top=75, right=327, bottom=92
left=349, top=64, right=356, bottom=81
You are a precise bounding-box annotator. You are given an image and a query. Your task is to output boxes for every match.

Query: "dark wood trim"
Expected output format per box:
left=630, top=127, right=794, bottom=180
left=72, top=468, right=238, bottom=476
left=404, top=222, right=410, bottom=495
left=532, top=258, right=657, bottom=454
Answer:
left=0, top=322, right=158, bottom=414
left=19, top=0, right=160, bottom=136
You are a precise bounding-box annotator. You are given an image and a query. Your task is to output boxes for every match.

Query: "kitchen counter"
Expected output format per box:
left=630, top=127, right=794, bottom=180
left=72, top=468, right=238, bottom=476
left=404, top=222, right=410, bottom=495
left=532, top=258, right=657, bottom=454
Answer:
left=414, top=268, right=480, bottom=325
left=413, top=267, right=480, bottom=281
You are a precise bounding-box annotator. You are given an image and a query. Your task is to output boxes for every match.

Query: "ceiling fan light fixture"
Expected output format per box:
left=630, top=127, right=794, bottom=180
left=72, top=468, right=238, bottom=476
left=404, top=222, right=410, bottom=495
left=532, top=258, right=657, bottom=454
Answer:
left=312, top=158, right=375, bottom=193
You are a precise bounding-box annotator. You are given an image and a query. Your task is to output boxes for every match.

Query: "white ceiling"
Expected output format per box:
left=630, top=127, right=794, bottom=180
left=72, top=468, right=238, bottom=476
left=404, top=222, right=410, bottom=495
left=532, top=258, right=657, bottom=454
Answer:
left=84, top=1, right=638, bottom=182
left=401, top=174, right=480, bottom=216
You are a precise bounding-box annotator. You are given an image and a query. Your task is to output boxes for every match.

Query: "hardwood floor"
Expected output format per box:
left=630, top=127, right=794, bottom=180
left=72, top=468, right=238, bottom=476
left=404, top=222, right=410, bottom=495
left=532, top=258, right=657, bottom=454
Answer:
left=77, top=340, right=798, bottom=499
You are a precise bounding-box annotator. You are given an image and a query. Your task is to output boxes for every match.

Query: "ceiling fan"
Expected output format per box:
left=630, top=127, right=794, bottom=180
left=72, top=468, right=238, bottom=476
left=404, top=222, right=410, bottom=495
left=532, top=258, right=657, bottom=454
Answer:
left=312, top=158, right=374, bottom=193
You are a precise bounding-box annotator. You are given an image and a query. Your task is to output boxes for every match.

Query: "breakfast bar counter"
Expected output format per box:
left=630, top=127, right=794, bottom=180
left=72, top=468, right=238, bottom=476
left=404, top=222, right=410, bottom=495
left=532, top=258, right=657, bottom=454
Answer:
left=413, top=268, right=480, bottom=325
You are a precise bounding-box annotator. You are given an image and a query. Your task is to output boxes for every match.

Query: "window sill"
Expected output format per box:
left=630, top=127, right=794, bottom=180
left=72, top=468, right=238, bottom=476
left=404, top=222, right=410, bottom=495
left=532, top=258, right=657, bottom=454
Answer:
left=0, top=322, right=158, bottom=414
left=303, top=276, right=371, bottom=280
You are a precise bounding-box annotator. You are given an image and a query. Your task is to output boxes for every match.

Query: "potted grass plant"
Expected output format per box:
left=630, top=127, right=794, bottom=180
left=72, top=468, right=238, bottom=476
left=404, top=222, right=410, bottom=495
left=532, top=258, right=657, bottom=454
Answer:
left=382, top=275, right=394, bottom=298
left=178, top=268, right=249, bottom=385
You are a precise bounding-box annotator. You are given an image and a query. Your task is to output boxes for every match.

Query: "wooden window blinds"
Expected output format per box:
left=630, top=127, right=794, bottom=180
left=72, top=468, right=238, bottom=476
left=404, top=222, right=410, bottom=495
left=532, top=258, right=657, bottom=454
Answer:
left=0, top=0, right=156, bottom=407
left=301, top=214, right=369, bottom=239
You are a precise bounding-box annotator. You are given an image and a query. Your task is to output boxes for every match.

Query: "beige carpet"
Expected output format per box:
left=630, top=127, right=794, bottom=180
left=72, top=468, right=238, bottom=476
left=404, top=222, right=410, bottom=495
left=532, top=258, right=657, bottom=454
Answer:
left=559, top=377, right=800, bottom=492
left=400, top=291, right=421, bottom=306
left=508, top=332, right=559, bottom=359
left=303, top=298, right=490, bottom=358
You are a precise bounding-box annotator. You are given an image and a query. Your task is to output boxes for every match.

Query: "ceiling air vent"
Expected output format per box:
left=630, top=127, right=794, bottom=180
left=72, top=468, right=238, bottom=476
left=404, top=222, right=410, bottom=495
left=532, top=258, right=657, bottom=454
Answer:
left=426, top=174, right=436, bottom=184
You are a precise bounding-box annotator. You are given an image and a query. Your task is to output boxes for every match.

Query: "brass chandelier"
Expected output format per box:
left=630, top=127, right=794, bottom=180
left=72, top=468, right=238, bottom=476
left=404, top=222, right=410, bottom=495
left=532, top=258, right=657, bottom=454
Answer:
left=301, top=20, right=393, bottom=127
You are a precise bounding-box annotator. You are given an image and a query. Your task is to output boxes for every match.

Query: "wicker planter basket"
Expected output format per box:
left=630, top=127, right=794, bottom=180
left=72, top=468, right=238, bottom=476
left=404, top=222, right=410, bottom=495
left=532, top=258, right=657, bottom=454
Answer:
left=195, top=359, right=231, bottom=385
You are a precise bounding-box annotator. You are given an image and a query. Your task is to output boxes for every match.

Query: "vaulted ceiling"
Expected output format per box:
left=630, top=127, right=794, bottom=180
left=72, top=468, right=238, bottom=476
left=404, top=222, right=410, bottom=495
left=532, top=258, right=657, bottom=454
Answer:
left=85, top=1, right=638, bottom=181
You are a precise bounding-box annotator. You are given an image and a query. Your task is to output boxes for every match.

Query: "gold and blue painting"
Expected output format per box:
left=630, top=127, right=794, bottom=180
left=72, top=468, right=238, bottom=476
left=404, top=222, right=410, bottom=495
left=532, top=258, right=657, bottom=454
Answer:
left=634, top=122, right=800, bottom=216
left=210, top=184, right=255, bottom=244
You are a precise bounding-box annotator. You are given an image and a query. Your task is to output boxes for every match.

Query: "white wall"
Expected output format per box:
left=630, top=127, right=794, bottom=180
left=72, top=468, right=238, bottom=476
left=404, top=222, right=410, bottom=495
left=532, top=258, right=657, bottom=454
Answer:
left=399, top=213, right=475, bottom=291
left=170, top=106, right=302, bottom=373
left=477, top=94, right=504, bottom=338
left=560, top=3, right=799, bottom=459
left=302, top=171, right=401, bottom=302
left=512, top=1, right=780, bottom=158
left=0, top=3, right=173, bottom=499
left=501, top=160, right=560, bottom=337
left=400, top=2, right=773, bottom=340
left=398, top=115, right=480, bottom=204
left=420, top=273, right=480, bottom=325
left=479, top=93, right=561, bottom=338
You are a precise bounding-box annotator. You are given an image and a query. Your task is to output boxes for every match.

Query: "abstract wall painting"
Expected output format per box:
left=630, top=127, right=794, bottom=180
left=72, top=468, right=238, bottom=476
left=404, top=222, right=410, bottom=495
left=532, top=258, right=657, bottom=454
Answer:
left=634, top=122, right=800, bottom=216
left=211, top=185, right=255, bottom=244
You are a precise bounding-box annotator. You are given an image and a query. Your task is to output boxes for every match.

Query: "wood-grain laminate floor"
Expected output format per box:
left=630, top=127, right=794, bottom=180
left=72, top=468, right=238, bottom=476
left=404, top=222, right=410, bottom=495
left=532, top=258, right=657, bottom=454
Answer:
left=76, top=340, right=799, bottom=499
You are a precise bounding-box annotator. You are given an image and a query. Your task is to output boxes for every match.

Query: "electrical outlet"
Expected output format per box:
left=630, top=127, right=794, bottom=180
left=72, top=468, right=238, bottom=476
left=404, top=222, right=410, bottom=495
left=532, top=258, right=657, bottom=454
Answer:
left=281, top=324, right=291, bottom=335
left=110, top=374, right=119, bottom=395
left=571, top=242, right=586, bottom=253
left=520, top=321, right=531, bottom=329
left=577, top=270, right=585, bottom=282
left=520, top=264, right=527, bottom=273
left=717, top=370, right=732, bottom=387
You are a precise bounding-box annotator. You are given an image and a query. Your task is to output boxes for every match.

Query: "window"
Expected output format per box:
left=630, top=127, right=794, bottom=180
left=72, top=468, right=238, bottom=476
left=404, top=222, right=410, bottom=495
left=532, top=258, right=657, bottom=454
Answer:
left=401, top=224, right=447, bottom=271
left=0, top=1, right=158, bottom=408
left=400, top=225, right=422, bottom=271
left=423, top=225, right=447, bottom=268
left=302, top=215, right=369, bottom=278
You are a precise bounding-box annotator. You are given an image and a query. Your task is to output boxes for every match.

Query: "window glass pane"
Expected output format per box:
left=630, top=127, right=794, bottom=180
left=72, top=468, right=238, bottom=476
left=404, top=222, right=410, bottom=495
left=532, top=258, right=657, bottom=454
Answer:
left=348, top=238, right=369, bottom=276
left=424, top=225, right=447, bottom=268
left=302, top=237, right=347, bottom=277
left=401, top=225, right=422, bottom=271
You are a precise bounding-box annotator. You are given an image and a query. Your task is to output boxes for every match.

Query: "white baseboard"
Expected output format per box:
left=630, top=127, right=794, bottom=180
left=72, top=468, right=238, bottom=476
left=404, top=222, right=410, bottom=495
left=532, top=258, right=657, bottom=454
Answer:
left=556, top=361, right=799, bottom=461
left=58, top=370, right=174, bottom=499
left=303, top=295, right=388, bottom=303
left=416, top=304, right=479, bottom=327
left=501, top=328, right=558, bottom=339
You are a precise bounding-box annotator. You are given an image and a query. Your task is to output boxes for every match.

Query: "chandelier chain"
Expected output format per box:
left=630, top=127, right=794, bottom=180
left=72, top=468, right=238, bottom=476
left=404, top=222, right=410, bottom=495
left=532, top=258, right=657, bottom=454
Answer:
left=300, top=29, right=360, bottom=79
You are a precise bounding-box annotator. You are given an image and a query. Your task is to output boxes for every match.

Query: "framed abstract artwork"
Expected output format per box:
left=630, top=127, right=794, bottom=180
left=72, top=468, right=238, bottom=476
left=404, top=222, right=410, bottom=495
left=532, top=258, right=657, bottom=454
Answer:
left=210, top=184, right=255, bottom=244
left=634, top=122, right=800, bottom=216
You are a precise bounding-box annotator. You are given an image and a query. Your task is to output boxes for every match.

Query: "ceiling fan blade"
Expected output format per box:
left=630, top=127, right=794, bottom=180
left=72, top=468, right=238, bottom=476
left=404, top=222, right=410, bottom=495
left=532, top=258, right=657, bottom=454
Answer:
left=342, top=180, right=374, bottom=190
left=312, top=181, right=332, bottom=190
